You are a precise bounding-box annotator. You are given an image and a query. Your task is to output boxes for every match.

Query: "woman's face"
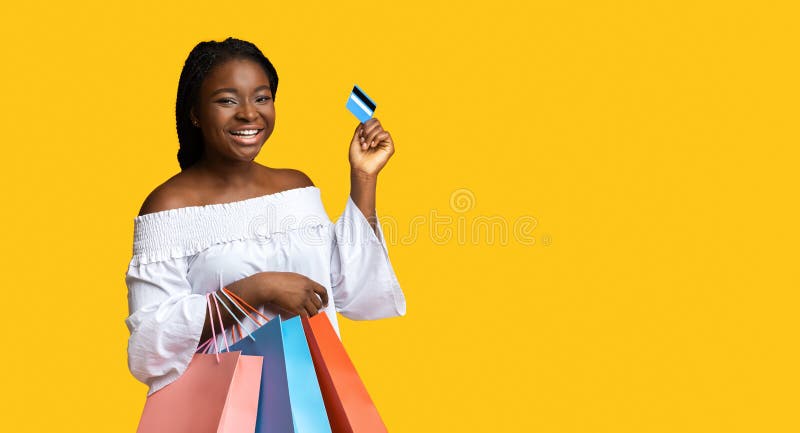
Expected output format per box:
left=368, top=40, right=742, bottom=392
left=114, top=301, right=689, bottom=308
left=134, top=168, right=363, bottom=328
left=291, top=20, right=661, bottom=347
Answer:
left=191, top=58, right=275, bottom=164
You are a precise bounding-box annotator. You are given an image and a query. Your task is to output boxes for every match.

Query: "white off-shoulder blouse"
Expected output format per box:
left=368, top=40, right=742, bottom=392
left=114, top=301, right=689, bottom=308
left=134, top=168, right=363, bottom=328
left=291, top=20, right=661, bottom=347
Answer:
left=124, top=186, right=406, bottom=395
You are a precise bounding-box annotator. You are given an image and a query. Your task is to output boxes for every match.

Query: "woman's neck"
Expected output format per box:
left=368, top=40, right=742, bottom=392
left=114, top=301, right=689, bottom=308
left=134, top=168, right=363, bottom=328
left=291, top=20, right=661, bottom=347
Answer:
left=191, top=158, right=262, bottom=189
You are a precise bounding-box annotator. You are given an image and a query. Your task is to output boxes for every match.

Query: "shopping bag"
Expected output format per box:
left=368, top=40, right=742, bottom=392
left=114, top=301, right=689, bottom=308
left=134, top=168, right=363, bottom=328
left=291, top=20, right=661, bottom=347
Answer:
left=137, top=294, right=262, bottom=433
left=302, top=311, right=388, bottom=433
left=221, top=289, right=332, bottom=433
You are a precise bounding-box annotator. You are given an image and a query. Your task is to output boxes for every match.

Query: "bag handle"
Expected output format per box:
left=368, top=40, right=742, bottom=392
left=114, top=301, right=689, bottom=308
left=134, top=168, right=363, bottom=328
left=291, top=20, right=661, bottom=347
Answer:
left=212, top=291, right=258, bottom=343
left=205, top=293, right=221, bottom=363
left=222, top=287, right=270, bottom=322
left=196, top=291, right=234, bottom=361
left=215, top=273, right=262, bottom=344
left=220, top=288, right=269, bottom=324
left=196, top=284, right=266, bottom=351
left=234, top=323, right=242, bottom=342
left=221, top=288, right=274, bottom=344
left=211, top=293, right=231, bottom=353
left=197, top=337, right=213, bottom=354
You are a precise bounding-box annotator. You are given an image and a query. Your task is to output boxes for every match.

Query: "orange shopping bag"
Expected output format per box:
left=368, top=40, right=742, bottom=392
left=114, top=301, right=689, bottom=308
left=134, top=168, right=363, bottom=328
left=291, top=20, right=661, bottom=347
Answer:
left=136, top=294, right=262, bottom=433
left=301, top=312, right=388, bottom=433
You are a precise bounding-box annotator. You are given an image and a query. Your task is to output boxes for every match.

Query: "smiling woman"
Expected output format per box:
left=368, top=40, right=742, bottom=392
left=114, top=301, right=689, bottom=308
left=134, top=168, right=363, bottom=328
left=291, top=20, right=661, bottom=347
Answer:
left=175, top=39, right=280, bottom=170
left=124, top=37, right=406, bottom=397
left=188, top=59, right=275, bottom=164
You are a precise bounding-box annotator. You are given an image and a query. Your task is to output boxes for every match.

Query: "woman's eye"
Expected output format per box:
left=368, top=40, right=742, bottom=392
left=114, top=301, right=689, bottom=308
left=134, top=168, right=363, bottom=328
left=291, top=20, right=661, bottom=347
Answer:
left=256, top=96, right=272, bottom=103
left=216, top=98, right=236, bottom=105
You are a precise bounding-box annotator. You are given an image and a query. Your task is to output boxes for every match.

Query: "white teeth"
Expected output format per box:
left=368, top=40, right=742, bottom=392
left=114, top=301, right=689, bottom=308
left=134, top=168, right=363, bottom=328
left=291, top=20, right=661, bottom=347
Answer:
left=230, top=129, right=259, bottom=136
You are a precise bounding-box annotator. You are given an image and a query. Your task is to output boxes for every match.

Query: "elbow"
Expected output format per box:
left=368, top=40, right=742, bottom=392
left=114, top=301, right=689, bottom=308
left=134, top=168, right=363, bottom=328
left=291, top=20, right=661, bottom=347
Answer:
left=335, top=279, right=407, bottom=320
left=124, top=297, right=207, bottom=394
left=126, top=326, right=197, bottom=395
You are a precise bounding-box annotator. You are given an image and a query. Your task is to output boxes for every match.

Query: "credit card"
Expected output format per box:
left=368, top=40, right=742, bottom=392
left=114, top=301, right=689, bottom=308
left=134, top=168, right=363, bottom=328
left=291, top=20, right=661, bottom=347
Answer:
left=346, top=85, right=376, bottom=123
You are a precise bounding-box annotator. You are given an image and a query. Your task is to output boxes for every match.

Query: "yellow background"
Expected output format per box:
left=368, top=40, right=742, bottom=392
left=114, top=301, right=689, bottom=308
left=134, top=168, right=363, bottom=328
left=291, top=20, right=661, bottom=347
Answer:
left=1, top=1, right=797, bottom=432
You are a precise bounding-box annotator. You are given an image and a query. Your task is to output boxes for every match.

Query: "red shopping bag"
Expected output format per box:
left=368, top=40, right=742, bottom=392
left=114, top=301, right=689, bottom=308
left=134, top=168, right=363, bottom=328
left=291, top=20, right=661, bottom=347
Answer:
left=302, top=312, right=388, bottom=433
left=136, top=294, right=262, bottom=433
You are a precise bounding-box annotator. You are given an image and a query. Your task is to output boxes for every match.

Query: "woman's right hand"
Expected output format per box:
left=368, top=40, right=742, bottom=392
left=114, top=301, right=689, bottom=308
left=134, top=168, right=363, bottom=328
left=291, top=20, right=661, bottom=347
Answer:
left=249, top=271, right=329, bottom=317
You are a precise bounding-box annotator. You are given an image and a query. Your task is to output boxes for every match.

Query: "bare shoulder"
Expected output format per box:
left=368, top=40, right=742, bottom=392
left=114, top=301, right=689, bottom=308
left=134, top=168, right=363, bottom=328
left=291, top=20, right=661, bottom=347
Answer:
left=138, top=167, right=314, bottom=216
left=138, top=173, right=200, bottom=217
left=264, top=167, right=315, bottom=191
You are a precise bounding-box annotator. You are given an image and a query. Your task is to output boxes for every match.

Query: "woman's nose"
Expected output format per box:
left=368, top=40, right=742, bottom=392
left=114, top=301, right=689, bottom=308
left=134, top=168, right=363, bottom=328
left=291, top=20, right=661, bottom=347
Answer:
left=236, top=102, right=258, bottom=121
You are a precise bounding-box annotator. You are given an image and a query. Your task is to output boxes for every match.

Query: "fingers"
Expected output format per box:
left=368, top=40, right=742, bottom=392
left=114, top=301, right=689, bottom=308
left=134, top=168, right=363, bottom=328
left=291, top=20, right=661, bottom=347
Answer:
left=302, top=281, right=328, bottom=317
left=371, top=131, right=391, bottom=149
left=361, top=117, right=381, bottom=133
left=361, top=117, right=380, bottom=131
left=303, top=298, right=318, bottom=317
left=309, top=289, right=322, bottom=310
left=353, top=123, right=365, bottom=142
left=313, top=283, right=329, bottom=307
left=360, top=118, right=390, bottom=149
left=361, top=118, right=382, bottom=140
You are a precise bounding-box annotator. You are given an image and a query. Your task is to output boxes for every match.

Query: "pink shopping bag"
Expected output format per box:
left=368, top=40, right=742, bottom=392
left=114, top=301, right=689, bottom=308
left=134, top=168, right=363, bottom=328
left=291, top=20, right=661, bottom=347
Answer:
left=136, top=293, right=262, bottom=433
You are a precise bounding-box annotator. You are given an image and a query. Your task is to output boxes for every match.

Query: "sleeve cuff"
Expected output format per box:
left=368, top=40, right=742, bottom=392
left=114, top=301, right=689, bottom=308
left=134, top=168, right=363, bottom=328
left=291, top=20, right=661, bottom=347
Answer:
left=336, top=196, right=406, bottom=318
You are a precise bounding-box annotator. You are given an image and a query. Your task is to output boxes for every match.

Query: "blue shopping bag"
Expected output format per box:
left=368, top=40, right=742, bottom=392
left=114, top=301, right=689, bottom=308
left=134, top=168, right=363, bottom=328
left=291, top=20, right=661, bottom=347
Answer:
left=218, top=289, right=332, bottom=433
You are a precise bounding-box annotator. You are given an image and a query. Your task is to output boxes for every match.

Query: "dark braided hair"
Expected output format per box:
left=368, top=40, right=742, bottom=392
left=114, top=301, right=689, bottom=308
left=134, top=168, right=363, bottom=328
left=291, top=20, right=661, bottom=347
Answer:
left=176, top=37, right=279, bottom=170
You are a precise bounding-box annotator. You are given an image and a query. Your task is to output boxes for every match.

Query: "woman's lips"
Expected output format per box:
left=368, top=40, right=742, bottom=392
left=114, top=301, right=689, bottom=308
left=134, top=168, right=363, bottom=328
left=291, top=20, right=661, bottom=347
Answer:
left=228, top=129, right=264, bottom=146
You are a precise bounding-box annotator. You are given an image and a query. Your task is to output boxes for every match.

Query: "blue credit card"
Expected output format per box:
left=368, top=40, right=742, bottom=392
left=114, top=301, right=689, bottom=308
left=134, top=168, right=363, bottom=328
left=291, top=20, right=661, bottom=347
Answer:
left=346, top=85, right=376, bottom=123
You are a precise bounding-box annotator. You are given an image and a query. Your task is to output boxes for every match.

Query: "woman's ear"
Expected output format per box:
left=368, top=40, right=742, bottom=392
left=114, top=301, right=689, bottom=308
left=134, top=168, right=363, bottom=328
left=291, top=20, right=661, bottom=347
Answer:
left=190, top=108, right=200, bottom=127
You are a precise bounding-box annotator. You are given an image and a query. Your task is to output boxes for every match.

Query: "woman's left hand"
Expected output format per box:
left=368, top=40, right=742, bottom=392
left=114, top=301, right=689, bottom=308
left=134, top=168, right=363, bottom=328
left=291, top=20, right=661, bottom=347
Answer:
left=349, top=118, right=395, bottom=177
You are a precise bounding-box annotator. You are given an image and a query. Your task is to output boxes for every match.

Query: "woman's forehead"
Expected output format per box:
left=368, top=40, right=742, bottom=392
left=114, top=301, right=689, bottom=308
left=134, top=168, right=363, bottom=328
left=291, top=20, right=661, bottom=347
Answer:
left=202, top=58, right=271, bottom=93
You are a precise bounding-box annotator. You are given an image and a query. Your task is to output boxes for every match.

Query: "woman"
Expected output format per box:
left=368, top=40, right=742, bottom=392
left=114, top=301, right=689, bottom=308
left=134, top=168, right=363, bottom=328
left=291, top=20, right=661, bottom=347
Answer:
left=125, top=37, right=406, bottom=395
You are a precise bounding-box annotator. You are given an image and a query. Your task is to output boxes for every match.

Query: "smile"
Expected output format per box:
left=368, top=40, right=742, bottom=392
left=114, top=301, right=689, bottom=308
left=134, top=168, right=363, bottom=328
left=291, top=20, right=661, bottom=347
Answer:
left=229, top=129, right=262, bottom=137
left=228, top=128, right=264, bottom=146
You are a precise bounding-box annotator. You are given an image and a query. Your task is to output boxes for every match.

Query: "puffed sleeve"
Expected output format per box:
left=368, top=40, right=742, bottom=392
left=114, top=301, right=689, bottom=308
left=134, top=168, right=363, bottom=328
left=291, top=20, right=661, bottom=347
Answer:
left=330, top=196, right=406, bottom=319
left=125, top=256, right=207, bottom=395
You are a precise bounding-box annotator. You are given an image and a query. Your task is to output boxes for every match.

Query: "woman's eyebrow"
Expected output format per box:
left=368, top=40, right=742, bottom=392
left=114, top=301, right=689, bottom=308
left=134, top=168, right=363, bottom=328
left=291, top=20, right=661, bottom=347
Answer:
left=210, top=85, right=271, bottom=97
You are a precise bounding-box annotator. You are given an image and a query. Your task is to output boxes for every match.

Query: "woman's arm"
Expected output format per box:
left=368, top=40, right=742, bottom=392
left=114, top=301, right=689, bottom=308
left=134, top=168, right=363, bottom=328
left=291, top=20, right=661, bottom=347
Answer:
left=349, top=170, right=378, bottom=233
left=199, top=271, right=329, bottom=343
left=327, top=117, right=405, bottom=320
left=347, top=117, right=395, bottom=234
